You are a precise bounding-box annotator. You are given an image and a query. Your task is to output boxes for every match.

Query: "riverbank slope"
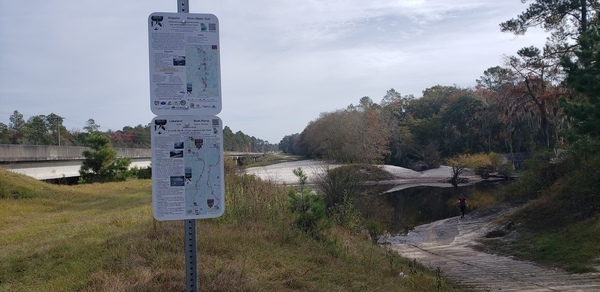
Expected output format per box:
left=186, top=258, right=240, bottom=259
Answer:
left=385, top=204, right=600, bottom=291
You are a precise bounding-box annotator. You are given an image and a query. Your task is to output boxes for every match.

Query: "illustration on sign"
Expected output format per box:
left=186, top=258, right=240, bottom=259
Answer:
left=148, top=13, right=221, bottom=116
left=151, top=115, right=225, bottom=220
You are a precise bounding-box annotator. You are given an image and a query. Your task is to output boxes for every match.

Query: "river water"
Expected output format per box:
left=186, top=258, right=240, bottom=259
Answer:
left=367, top=182, right=509, bottom=234
left=246, top=160, right=510, bottom=234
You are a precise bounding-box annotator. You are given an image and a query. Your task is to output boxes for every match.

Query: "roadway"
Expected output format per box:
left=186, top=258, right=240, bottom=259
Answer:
left=0, top=144, right=263, bottom=180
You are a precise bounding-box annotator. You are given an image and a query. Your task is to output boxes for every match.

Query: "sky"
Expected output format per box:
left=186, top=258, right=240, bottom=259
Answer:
left=0, top=0, right=549, bottom=144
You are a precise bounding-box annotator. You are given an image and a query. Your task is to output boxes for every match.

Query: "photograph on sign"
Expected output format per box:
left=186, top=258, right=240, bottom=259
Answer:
left=151, top=115, right=225, bottom=221
left=148, top=13, right=221, bottom=116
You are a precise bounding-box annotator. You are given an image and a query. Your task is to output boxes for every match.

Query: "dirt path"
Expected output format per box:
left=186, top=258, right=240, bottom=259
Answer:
left=384, top=205, right=600, bottom=291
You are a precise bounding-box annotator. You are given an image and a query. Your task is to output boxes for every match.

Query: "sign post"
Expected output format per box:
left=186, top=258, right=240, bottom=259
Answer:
left=148, top=1, right=224, bottom=291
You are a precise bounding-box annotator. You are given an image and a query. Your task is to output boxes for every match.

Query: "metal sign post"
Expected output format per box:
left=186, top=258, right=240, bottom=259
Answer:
left=178, top=3, right=196, bottom=291
left=185, top=218, right=197, bottom=291
left=178, top=0, right=189, bottom=13
left=150, top=1, right=225, bottom=291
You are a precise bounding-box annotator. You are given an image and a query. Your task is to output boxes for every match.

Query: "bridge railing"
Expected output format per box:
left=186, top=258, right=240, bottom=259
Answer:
left=0, top=144, right=266, bottom=163
left=0, top=145, right=268, bottom=180
left=0, top=144, right=152, bottom=162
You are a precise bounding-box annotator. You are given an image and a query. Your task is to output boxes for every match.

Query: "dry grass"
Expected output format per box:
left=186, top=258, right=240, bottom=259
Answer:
left=0, top=166, right=453, bottom=291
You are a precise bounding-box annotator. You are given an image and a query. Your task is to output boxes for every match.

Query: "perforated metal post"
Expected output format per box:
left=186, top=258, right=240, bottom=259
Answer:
left=178, top=0, right=189, bottom=13
left=177, top=3, right=196, bottom=291
left=185, top=219, right=198, bottom=292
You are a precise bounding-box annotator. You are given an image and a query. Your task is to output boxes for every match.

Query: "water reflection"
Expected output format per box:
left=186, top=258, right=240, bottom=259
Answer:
left=361, top=182, right=510, bottom=234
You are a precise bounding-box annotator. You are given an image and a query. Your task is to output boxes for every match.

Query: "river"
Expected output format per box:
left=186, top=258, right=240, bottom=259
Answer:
left=246, top=160, right=511, bottom=233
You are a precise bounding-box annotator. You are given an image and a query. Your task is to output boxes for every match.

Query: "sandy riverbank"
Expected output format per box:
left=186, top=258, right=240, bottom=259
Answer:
left=246, top=160, right=482, bottom=191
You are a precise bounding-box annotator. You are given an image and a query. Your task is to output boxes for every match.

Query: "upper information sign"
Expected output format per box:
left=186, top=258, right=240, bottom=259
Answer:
left=148, top=13, right=221, bottom=115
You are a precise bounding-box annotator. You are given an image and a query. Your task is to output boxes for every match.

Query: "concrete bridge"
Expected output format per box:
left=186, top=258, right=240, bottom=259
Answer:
left=0, top=144, right=264, bottom=180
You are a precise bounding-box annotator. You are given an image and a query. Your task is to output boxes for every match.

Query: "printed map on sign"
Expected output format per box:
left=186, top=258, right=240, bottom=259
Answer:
left=183, top=136, right=222, bottom=216
left=186, top=45, right=220, bottom=97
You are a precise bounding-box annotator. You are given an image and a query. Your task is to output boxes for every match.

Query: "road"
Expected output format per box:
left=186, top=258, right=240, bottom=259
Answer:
left=384, top=205, right=600, bottom=291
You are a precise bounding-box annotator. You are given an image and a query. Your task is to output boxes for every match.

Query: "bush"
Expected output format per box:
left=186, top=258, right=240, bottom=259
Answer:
left=330, top=195, right=363, bottom=232
left=366, top=220, right=386, bottom=244
left=497, top=163, right=515, bottom=177
left=313, top=165, right=363, bottom=210
left=286, top=168, right=329, bottom=237
left=287, top=188, right=328, bottom=237
left=129, top=166, right=152, bottom=179
left=79, top=135, right=131, bottom=183
left=510, top=151, right=578, bottom=201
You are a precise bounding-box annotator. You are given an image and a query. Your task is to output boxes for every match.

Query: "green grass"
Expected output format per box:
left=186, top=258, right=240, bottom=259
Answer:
left=481, top=195, right=600, bottom=273
left=0, top=166, right=454, bottom=291
left=479, top=154, right=600, bottom=273
left=481, top=215, right=600, bottom=273
left=243, top=153, right=306, bottom=168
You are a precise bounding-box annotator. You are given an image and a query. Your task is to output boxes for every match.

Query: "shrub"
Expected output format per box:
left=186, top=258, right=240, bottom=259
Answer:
left=313, top=165, right=362, bottom=210
left=330, top=195, right=363, bottom=232
left=130, top=166, right=152, bottom=179
left=79, top=135, right=131, bottom=183
left=366, top=220, right=386, bottom=244
left=286, top=168, right=329, bottom=237
left=287, top=189, right=328, bottom=237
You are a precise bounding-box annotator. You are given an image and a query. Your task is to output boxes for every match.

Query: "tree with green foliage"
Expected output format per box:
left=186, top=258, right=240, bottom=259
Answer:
left=0, top=123, right=9, bottom=144
left=560, top=20, right=600, bottom=192
left=476, top=68, right=523, bottom=154
left=70, top=129, right=89, bottom=146
left=561, top=25, right=600, bottom=138
left=222, top=125, right=276, bottom=152
left=278, top=133, right=299, bottom=154
left=439, top=91, right=488, bottom=154
left=501, top=0, right=597, bottom=38
left=123, top=124, right=151, bottom=148
left=499, top=0, right=599, bottom=149
left=286, top=168, right=328, bottom=237
left=406, top=85, right=459, bottom=120
left=25, top=115, right=51, bottom=145
left=380, top=90, right=420, bottom=166
left=84, top=118, right=100, bottom=134
left=45, top=113, right=66, bottom=145
left=8, top=110, right=26, bottom=144
left=501, top=0, right=598, bottom=67
left=79, top=135, right=131, bottom=183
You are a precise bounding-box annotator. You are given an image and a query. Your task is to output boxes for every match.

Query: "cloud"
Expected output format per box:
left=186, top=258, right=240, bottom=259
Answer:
left=0, top=0, right=548, bottom=143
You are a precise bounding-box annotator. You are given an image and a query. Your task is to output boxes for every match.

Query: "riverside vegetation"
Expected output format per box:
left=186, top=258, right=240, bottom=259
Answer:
left=477, top=148, right=600, bottom=273
left=0, top=158, right=454, bottom=291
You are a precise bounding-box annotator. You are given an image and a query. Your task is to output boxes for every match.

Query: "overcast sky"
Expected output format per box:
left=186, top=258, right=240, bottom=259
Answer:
left=0, top=0, right=548, bottom=144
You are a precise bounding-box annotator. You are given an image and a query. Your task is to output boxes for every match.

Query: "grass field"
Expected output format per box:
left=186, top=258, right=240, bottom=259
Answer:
left=0, top=166, right=453, bottom=291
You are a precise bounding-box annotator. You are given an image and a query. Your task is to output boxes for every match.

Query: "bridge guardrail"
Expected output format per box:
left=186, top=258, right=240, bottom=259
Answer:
left=0, top=144, right=152, bottom=162
left=0, top=145, right=266, bottom=163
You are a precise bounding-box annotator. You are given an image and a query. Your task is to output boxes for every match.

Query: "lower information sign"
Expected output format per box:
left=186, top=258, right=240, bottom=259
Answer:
left=151, top=115, right=225, bottom=220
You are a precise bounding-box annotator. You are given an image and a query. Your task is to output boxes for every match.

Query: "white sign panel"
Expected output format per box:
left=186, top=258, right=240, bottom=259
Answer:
left=151, top=115, right=225, bottom=220
left=148, top=13, right=221, bottom=116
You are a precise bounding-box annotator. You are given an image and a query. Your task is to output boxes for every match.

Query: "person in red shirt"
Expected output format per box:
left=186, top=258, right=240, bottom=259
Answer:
left=459, top=194, right=467, bottom=219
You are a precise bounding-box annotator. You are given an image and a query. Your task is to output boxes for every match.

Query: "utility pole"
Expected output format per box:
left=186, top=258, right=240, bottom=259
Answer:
left=49, top=116, right=64, bottom=146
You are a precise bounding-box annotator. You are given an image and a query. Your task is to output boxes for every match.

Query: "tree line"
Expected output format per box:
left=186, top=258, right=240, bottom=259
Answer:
left=279, top=0, right=600, bottom=170
left=0, top=112, right=277, bottom=153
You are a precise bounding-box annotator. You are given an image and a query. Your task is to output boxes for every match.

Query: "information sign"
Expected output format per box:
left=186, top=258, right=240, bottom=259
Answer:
left=151, top=115, right=225, bottom=220
left=148, top=13, right=221, bottom=115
